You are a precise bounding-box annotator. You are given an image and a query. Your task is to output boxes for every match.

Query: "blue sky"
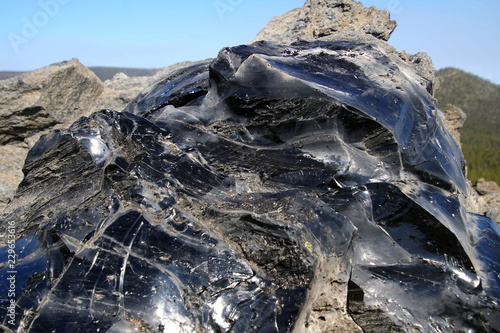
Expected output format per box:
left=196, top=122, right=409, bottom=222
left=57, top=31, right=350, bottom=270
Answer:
left=1, top=0, right=499, bottom=84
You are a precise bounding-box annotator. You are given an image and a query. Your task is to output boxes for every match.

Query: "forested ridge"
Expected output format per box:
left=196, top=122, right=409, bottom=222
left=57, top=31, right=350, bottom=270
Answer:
left=435, top=68, right=500, bottom=184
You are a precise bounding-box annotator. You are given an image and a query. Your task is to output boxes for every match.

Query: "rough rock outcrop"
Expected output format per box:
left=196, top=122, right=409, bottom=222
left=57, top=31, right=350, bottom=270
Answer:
left=0, top=59, right=207, bottom=212
left=251, top=0, right=397, bottom=44
left=0, top=144, right=27, bottom=210
left=475, top=178, right=500, bottom=222
left=1, top=39, right=499, bottom=332
left=0, top=58, right=103, bottom=145
left=0, top=59, right=103, bottom=211
left=440, top=104, right=467, bottom=149
left=251, top=0, right=435, bottom=96
left=95, top=72, right=149, bottom=111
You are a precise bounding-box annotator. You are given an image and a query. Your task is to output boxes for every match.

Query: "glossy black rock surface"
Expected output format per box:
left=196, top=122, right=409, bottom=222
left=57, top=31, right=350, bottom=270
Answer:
left=1, top=41, right=499, bottom=332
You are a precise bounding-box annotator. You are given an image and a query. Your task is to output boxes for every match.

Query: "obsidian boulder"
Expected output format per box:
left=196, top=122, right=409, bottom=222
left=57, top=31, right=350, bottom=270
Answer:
left=1, top=41, right=499, bottom=332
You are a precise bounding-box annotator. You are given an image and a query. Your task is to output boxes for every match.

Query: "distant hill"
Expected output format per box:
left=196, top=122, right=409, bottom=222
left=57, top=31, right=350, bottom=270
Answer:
left=435, top=68, right=500, bottom=185
left=0, top=67, right=159, bottom=82
left=88, top=67, right=159, bottom=81
left=0, top=71, right=26, bottom=80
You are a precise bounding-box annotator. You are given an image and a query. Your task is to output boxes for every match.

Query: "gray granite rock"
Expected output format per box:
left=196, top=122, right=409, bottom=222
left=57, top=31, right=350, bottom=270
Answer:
left=475, top=178, right=500, bottom=223
left=0, top=58, right=103, bottom=145
left=250, top=0, right=397, bottom=44
left=0, top=59, right=206, bottom=211
left=0, top=59, right=103, bottom=210
left=440, top=104, right=467, bottom=149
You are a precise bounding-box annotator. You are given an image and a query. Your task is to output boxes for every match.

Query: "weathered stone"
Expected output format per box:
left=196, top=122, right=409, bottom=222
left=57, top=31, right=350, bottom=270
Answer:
left=0, top=143, right=26, bottom=212
left=401, top=50, right=437, bottom=94
left=476, top=178, right=500, bottom=195
left=474, top=178, right=500, bottom=223
left=0, top=58, right=104, bottom=145
left=440, top=104, right=467, bottom=148
left=0, top=59, right=209, bottom=210
left=250, top=0, right=397, bottom=44
left=94, top=73, right=147, bottom=112
left=250, top=0, right=436, bottom=96
left=0, top=59, right=104, bottom=209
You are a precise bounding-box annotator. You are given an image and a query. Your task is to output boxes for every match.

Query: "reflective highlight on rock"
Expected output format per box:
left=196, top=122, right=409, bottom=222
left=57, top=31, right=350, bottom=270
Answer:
left=1, top=41, right=499, bottom=332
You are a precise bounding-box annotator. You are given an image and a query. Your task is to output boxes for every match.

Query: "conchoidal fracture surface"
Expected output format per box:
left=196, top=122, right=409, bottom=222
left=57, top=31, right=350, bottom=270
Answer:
left=0, top=41, right=499, bottom=332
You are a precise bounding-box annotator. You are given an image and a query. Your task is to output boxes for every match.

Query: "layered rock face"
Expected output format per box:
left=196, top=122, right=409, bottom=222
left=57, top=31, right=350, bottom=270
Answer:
left=1, top=0, right=500, bottom=332
left=0, top=59, right=110, bottom=211
left=0, top=59, right=104, bottom=146
left=0, top=59, right=102, bottom=211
